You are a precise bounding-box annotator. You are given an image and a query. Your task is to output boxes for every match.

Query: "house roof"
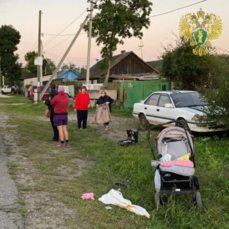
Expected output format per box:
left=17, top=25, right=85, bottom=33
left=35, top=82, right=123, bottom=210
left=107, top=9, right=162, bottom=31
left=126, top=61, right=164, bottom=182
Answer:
left=78, top=51, right=158, bottom=80
left=57, top=69, right=79, bottom=80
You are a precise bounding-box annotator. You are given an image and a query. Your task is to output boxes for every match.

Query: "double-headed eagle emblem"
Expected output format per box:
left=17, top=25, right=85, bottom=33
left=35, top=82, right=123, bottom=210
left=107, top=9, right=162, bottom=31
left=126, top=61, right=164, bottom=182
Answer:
left=180, top=8, right=222, bottom=56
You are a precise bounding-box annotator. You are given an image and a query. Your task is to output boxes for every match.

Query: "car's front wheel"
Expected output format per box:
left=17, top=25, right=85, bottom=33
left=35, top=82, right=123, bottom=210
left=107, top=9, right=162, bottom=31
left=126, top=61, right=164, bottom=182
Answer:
left=139, top=114, right=150, bottom=130
left=176, top=118, right=192, bottom=134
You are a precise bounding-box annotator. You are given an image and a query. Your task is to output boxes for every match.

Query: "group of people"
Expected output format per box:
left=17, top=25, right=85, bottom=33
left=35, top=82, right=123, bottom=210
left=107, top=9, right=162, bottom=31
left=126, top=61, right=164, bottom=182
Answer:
left=44, top=85, right=114, bottom=147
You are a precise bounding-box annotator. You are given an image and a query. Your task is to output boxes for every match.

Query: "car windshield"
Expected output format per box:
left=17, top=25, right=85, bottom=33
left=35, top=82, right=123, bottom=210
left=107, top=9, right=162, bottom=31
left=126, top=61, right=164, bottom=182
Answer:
left=171, top=92, right=207, bottom=108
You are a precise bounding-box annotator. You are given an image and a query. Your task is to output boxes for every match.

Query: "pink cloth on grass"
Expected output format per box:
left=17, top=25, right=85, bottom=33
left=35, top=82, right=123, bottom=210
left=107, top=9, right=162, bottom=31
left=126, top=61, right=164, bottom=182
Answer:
left=160, top=160, right=194, bottom=168
left=81, top=193, right=95, bottom=200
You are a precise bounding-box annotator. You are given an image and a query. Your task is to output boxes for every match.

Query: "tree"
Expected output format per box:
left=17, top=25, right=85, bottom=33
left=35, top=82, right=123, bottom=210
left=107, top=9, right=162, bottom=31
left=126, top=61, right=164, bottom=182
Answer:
left=198, top=55, right=229, bottom=128
left=0, top=25, right=21, bottom=85
left=24, top=51, right=56, bottom=76
left=61, top=62, right=77, bottom=72
left=161, top=37, right=219, bottom=90
left=84, top=0, right=152, bottom=83
left=43, top=58, right=56, bottom=75
left=61, top=63, right=86, bottom=75
left=24, top=51, right=38, bottom=76
left=78, top=66, right=86, bottom=75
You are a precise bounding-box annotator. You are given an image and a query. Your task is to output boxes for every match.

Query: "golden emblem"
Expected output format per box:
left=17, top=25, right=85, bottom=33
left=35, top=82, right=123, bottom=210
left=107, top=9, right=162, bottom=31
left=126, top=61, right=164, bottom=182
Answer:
left=180, top=8, right=222, bottom=56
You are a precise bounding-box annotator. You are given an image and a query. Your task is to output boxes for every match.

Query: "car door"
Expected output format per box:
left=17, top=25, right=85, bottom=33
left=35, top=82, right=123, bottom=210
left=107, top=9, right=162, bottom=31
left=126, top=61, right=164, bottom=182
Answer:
left=143, top=93, right=160, bottom=124
left=155, top=94, right=174, bottom=124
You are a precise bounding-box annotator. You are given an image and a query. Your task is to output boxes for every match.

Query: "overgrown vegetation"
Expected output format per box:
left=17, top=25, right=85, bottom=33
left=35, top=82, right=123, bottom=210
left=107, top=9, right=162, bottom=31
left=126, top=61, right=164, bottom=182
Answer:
left=197, top=56, right=229, bottom=128
left=0, top=25, right=22, bottom=85
left=0, top=97, right=229, bottom=228
left=161, top=36, right=229, bottom=90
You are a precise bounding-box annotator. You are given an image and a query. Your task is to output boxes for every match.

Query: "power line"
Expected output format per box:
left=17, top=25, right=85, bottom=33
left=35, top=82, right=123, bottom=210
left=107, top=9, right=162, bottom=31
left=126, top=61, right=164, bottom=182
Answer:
left=150, top=0, right=208, bottom=18
left=43, top=33, right=86, bottom=36
left=44, top=36, right=73, bottom=52
left=44, top=30, right=87, bottom=52
left=43, top=10, right=87, bottom=47
left=43, top=52, right=97, bottom=60
left=30, top=41, right=38, bottom=52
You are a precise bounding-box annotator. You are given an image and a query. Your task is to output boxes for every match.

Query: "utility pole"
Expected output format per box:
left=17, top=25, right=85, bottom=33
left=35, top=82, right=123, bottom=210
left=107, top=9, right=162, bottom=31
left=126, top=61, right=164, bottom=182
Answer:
left=40, top=16, right=89, bottom=99
left=37, top=10, right=42, bottom=101
left=139, top=41, right=144, bottom=60
left=40, top=40, right=43, bottom=85
left=86, top=1, right=95, bottom=85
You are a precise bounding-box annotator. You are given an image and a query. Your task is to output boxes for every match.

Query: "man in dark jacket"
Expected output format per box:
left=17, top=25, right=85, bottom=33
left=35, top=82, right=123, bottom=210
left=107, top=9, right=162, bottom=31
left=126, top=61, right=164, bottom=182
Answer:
left=44, top=84, right=59, bottom=141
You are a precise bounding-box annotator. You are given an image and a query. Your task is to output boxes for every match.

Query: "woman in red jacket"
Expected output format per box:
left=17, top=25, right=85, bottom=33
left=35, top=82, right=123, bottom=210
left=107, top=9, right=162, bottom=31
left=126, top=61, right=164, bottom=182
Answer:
left=74, top=86, right=90, bottom=129
left=51, top=86, right=69, bottom=147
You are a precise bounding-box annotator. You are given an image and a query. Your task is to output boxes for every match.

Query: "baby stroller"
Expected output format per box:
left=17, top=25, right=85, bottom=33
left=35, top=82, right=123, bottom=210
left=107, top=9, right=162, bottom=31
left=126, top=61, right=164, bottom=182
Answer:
left=118, top=129, right=139, bottom=146
left=147, top=120, right=202, bottom=210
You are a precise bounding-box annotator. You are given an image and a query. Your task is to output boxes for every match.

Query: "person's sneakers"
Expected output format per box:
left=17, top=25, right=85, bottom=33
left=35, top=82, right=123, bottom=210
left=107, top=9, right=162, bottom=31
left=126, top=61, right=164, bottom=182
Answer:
left=57, top=143, right=65, bottom=147
left=50, top=138, right=58, bottom=141
left=104, top=128, right=108, bottom=131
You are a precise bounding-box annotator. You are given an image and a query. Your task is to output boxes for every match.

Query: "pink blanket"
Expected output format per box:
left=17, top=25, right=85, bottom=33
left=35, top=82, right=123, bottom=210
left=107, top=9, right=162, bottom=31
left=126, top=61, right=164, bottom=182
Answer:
left=161, top=160, right=194, bottom=168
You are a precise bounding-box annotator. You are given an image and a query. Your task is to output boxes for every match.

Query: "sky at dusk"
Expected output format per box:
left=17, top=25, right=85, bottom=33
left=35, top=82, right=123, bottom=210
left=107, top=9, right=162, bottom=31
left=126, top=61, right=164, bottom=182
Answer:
left=0, top=0, right=229, bottom=68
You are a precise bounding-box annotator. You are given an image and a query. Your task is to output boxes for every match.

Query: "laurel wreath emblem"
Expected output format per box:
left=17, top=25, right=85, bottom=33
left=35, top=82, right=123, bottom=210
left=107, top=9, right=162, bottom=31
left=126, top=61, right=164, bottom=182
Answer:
left=180, top=8, right=222, bottom=56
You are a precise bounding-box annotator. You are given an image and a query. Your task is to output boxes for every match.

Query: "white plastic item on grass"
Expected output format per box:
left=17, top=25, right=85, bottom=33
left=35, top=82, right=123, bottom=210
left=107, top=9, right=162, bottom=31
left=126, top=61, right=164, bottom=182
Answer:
left=98, top=189, right=150, bottom=218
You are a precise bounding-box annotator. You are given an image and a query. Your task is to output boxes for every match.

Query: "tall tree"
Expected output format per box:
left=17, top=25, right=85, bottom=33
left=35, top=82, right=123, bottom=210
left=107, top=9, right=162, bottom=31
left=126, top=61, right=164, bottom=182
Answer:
left=24, top=51, right=38, bottom=76
left=0, top=25, right=21, bottom=85
left=161, top=37, right=218, bottom=90
left=84, top=0, right=152, bottom=83
left=24, top=51, right=56, bottom=76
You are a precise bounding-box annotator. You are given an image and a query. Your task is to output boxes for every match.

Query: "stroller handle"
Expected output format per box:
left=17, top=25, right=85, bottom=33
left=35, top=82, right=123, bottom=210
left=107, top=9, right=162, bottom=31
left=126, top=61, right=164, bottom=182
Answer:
left=147, top=120, right=194, bottom=161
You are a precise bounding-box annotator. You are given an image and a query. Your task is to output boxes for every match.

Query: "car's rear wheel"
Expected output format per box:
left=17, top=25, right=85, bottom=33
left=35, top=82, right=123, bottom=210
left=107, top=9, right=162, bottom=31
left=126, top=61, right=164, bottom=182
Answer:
left=139, top=114, right=150, bottom=130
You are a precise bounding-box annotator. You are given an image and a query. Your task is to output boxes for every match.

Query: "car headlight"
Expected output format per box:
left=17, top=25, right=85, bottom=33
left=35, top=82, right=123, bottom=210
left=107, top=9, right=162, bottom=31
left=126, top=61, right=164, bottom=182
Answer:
left=191, top=115, right=201, bottom=121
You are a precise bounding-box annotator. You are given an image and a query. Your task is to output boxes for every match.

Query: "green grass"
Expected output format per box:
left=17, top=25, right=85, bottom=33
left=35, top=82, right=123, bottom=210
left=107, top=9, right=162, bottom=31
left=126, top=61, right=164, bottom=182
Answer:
left=0, top=102, right=229, bottom=228
left=0, top=94, right=31, bottom=104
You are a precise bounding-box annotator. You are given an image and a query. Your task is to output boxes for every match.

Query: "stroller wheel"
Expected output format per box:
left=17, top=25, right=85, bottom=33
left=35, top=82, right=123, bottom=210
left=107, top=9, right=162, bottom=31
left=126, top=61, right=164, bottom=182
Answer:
left=195, top=192, right=203, bottom=209
left=155, top=192, right=162, bottom=210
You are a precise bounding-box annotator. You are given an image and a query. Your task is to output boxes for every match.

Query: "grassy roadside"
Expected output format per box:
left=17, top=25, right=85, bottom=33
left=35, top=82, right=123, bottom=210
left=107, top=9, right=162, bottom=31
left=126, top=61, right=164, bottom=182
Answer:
left=0, top=94, right=31, bottom=104
left=0, top=97, right=229, bottom=228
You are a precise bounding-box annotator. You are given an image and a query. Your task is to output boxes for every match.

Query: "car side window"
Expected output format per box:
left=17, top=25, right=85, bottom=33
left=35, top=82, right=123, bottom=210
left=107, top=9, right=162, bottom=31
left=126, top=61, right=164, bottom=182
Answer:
left=145, top=94, right=160, bottom=106
left=158, top=94, right=171, bottom=107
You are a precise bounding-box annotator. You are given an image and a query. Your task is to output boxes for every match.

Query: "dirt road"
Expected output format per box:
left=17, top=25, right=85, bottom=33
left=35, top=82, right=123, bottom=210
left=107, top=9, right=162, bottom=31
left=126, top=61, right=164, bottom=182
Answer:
left=0, top=109, right=139, bottom=229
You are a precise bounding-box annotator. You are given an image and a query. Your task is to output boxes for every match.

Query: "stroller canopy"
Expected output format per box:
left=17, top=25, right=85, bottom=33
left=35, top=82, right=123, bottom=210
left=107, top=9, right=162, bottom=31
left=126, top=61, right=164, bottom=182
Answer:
left=156, top=127, right=194, bottom=159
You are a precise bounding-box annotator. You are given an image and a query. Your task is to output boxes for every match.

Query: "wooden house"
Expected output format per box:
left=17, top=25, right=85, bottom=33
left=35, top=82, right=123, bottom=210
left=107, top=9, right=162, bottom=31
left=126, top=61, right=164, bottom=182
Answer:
left=78, top=51, right=159, bottom=83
